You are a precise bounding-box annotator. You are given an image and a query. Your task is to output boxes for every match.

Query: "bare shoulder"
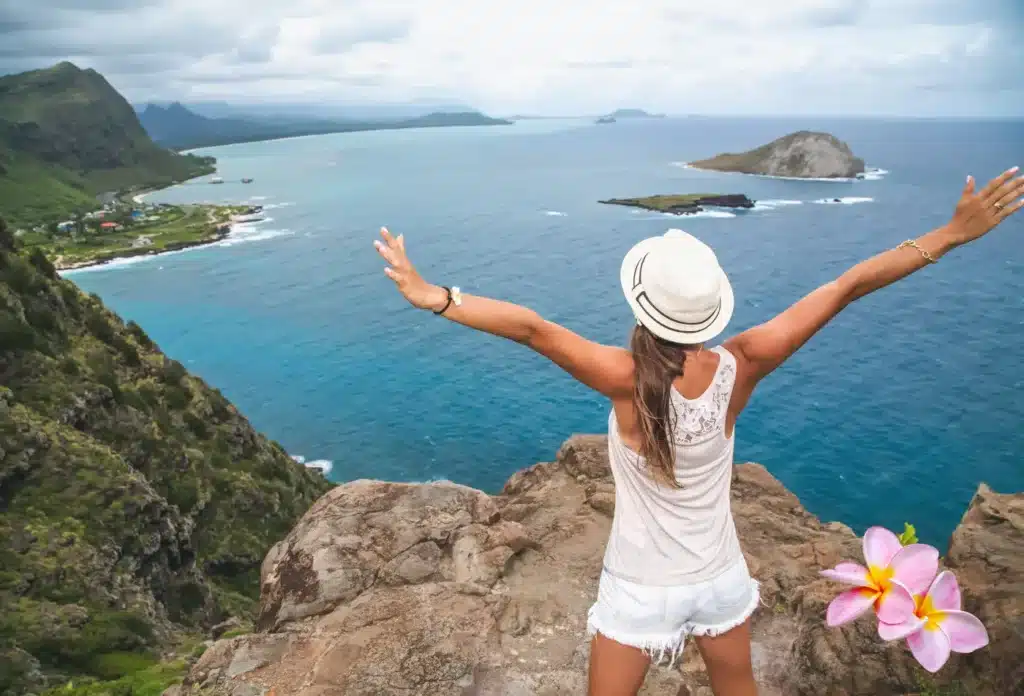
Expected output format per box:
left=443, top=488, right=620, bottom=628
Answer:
left=528, top=320, right=635, bottom=398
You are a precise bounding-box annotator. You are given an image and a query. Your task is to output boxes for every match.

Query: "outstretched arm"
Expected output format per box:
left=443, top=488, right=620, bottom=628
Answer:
left=727, top=167, right=1024, bottom=382
left=373, top=228, right=634, bottom=398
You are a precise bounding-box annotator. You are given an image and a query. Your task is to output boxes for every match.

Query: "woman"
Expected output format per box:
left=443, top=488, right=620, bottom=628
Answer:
left=373, top=168, right=1022, bottom=696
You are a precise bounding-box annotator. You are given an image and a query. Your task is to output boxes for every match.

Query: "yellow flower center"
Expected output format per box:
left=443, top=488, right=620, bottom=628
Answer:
left=914, top=593, right=943, bottom=631
left=868, top=564, right=894, bottom=592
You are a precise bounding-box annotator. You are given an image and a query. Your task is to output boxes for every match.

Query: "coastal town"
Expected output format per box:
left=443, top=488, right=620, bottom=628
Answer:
left=15, top=193, right=264, bottom=271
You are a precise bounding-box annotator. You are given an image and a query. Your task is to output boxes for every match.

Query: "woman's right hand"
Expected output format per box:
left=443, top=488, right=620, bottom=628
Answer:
left=943, top=167, right=1023, bottom=247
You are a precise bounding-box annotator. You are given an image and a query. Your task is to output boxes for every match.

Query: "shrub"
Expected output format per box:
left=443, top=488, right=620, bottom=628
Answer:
left=160, top=359, right=187, bottom=386
left=126, top=321, right=153, bottom=349
left=28, top=248, right=57, bottom=278
left=0, top=218, right=15, bottom=251
left=0, top=312, right=36, bottom=352
left=85, top=311, right=116, bottom=345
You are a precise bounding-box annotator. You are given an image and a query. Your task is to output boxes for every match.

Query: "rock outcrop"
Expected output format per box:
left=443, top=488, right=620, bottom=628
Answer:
left=689, top=131, right=866, bottom=179
left=179, top=436, right=1022, bottom=696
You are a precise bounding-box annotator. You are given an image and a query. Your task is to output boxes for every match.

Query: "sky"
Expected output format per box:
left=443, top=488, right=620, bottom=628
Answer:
left=0, top=0, right=1021, bottom=117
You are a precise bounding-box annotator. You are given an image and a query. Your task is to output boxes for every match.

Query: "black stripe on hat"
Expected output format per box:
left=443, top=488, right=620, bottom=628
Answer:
left=633, top=253, right=721, bottom=333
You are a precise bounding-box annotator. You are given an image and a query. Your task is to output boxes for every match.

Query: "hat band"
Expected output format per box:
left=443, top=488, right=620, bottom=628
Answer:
left=632, top=253, right=722, bottom=335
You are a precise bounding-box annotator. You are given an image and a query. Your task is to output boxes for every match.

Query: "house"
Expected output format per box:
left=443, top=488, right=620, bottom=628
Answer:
left=100, top=222, right=120, bottom=230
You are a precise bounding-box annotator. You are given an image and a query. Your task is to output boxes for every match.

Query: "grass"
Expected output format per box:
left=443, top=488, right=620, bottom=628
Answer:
left=23, top=204, right=248, bottom=269
left=0, top=152, right=97, bottom=228
left=0, top=152, right=215, bottom=232
left=40, top=658, right=189, bottom=696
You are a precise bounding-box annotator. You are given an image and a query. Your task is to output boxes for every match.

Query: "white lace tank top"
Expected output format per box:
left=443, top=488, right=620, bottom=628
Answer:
left=603, top=345, right=743, bottom=585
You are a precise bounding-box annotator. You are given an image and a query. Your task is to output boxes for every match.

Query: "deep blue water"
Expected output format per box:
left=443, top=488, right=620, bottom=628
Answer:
left=68, top=117, right=1024, bottom=546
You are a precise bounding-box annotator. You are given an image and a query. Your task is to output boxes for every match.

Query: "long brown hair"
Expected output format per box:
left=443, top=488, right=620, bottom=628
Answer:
left=629, top=324, right=698, bottom=488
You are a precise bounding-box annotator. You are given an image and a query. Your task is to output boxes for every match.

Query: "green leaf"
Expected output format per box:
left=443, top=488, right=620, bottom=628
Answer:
left=897, top=522, right=918, bottom=546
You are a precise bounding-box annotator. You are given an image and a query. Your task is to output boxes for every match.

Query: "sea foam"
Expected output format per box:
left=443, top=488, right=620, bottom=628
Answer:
left=754, top=199, right=803, bottom=210
left=291, top=455, right=334, bottom=476
left=671, top=161, right=889, bottom=183
left=813, top=196, right=874, bottom=205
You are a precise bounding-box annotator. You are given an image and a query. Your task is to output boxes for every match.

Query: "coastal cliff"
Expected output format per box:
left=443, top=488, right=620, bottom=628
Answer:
left=0, top=224, right=332, bottom=695
left=176, top=436, right=1022, bottom=696
left=689, top=131, right=866, bottom=179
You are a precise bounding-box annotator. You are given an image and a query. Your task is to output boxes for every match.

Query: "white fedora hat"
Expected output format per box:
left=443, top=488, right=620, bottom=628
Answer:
left=620, top=228, right=734, bottom=344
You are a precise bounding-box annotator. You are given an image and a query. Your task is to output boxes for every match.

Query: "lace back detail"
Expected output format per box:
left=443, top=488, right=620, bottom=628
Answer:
left=670, top=348, right=736, bottom=446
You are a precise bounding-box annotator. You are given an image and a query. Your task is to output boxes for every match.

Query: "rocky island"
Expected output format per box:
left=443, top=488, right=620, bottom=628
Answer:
left=689, top=130, right=866, bottom=179
left=600, top=193, right=755, bottom=215
left=173, top=436, right=1022, bottom=696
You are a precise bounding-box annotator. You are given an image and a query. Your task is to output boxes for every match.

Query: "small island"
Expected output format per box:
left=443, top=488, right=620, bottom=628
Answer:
left=606, top=108, right=665, bottom=119
left=688, top=130, right=865, bottom=179
left=600, top=193, right=754, bottom=215
left=594, top=109, right=664, bottom=124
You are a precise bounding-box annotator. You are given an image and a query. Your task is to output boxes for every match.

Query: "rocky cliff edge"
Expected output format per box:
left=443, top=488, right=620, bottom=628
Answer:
left=174, top=436, right=1023, bottom=696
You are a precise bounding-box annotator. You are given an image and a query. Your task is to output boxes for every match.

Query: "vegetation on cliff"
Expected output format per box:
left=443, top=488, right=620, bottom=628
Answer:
left=0, top=62, right=215, bottom=228
left=0, top=217, right=331, bottom=695
left=689, top=130, right=866, bottom=179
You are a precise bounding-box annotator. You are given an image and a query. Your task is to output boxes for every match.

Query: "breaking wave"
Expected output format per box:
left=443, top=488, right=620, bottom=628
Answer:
left=291, top=455, right=334, bottom=476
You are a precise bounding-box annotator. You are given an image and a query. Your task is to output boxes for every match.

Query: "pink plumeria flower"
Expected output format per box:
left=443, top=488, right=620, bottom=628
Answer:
left=821, top=526, right=939, bottom=626
left=877, top=571, right=989, bottom=673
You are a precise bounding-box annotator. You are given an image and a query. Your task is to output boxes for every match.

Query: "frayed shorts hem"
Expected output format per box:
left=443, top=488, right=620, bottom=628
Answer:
left=586, top=579, right=761, bottom=669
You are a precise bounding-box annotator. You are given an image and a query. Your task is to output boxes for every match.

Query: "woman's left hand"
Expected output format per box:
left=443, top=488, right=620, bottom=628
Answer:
left=374, top=227, right=446, bottom=311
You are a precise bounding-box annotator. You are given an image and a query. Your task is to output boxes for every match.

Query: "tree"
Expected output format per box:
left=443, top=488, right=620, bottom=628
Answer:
left=0, top=217, right=15, bottom=251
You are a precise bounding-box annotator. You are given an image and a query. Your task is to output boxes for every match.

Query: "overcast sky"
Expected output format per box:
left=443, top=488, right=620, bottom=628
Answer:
left=0, top=0, right=1021, bottom=117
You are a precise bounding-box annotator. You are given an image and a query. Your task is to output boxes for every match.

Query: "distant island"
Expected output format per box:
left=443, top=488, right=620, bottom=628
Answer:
left=600, top=193, right=754, bottom=215
left=688, top=130, right=865, bottom=179
left=139, top=102, right=513, bottom=151
left=595, top=115, right=616, bottom=124
left=603, top=108, right=665, bottom=119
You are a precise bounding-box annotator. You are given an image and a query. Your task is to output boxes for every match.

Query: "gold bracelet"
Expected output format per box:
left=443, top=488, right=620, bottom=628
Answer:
left=897, top=239, right=937, bottom=264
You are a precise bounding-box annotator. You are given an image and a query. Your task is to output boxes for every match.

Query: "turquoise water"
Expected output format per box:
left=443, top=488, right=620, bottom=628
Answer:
left=69, top=117, right=1024, bottom=546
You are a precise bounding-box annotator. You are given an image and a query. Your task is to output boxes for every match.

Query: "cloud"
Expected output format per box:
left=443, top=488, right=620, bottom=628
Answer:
left=0, top=0, right=1019, bottom=116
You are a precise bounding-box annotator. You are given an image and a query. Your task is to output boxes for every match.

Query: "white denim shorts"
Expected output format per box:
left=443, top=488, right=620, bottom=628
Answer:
left=586, top=556, right=760, bottom=667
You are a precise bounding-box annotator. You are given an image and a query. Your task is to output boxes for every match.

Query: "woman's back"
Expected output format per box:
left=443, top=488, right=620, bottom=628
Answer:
left=604, top=346, right=743, bottom=585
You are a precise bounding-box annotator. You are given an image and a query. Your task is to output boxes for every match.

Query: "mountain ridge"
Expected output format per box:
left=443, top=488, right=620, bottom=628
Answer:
left=0, top=62, right=214, bottom=227
left=137, top=101, right=513, bottom=151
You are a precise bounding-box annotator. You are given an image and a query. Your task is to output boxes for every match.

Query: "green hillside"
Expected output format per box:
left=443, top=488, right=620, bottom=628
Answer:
left=0, top=218, right=331, bottom=695
left=0, top=62, right=214, bottom=228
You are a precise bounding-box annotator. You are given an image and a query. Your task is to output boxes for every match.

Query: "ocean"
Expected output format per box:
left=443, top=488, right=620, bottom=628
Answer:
left=67, top=116, right=1024, bottom=546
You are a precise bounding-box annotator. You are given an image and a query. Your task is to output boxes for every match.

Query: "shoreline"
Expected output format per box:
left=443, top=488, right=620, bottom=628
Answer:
left=56, top=223, right=233, bottom=273
left=676, top=161, right=888, bottom=182
left=57, top=175, right=256, bottom=273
